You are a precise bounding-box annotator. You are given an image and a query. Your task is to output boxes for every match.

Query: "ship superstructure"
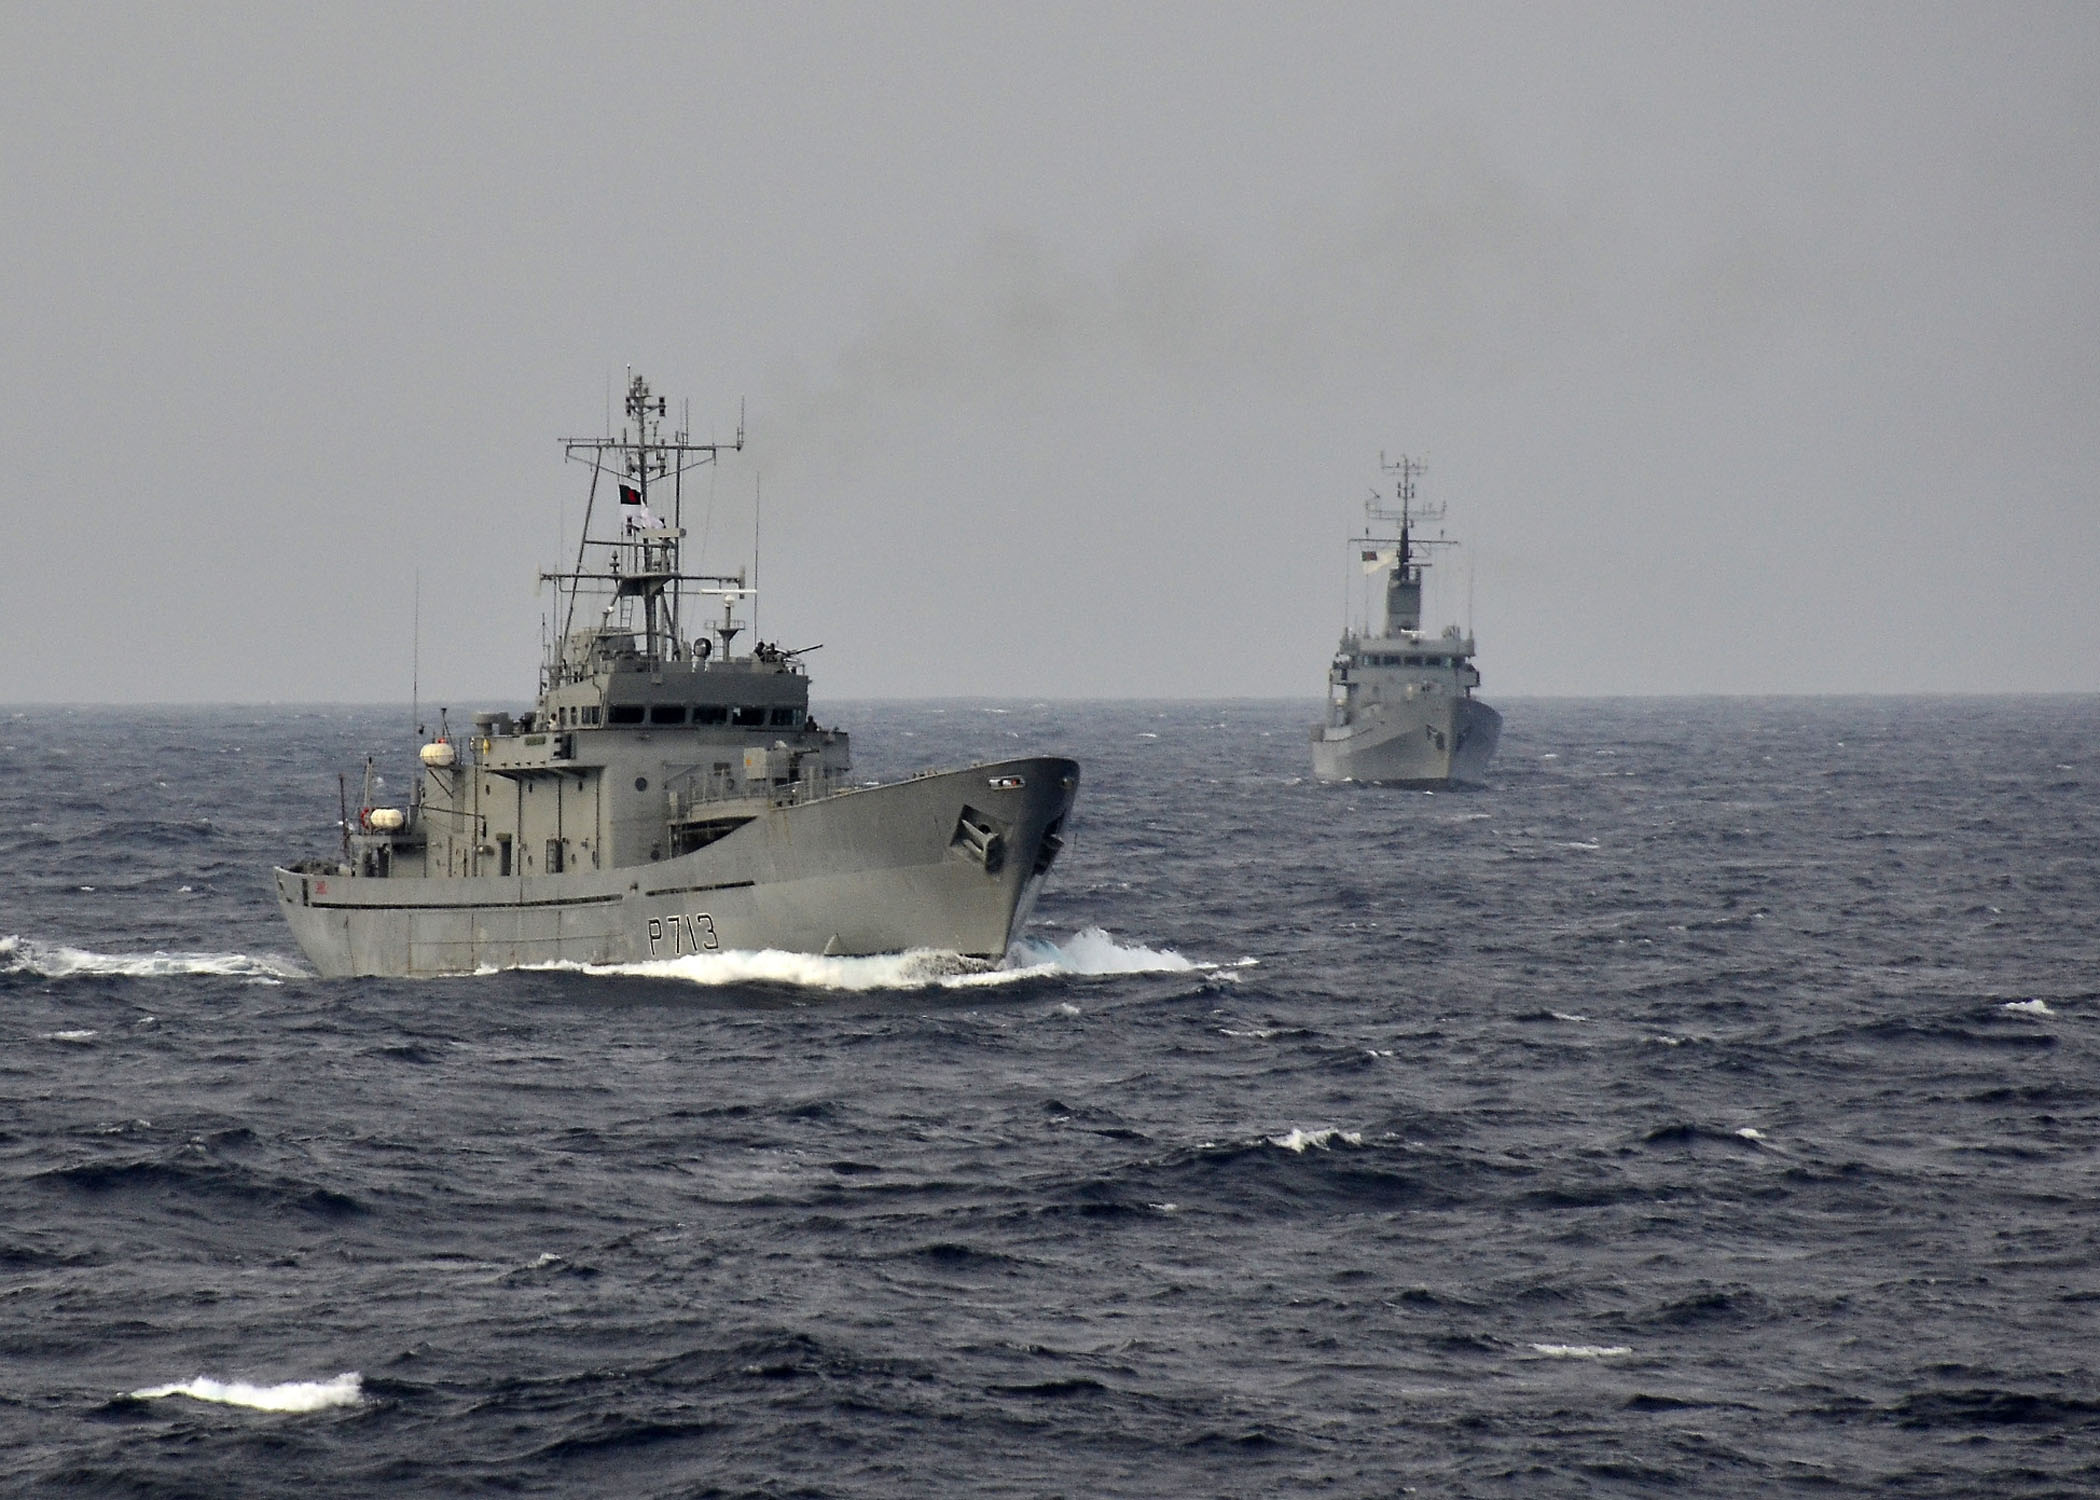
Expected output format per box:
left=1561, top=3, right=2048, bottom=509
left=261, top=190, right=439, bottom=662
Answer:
left=275, top=375, right=1077, bottom=977
left=1310, top=455, right=1501, bottom=786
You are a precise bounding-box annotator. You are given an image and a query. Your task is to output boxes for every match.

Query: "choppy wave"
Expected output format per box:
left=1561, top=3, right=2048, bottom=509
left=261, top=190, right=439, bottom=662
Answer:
left=538, top=926, right=1211, bottom=993
left=127, top=1372, right=363, bottom=1411
left=1267, top=1127, right=1364, bottom=1152
left=11, top=698, right=2100, bottom=1495
left=0, top=935, right=305, bottom=983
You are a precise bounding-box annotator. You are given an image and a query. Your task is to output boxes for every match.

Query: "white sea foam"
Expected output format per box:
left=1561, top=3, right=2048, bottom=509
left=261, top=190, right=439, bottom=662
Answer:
left=970, top=927, right=1200, bottom=983
left=44, top=1030, right=98, bottom=1043
left=1530, top=1344, right=1631, bottom=1359
left=2003, top=999, right=2055, bottom=1017
left=1735, top=1127, right=1766, bottom=1140
left=0, top=935, right=304, bottom=983
left=128, top=1373, right=363, bottom=1411
left=1551, top=1012, right=1590, bottom=1023
left=543, top=926, right=1204, bottom=993
left=1268, top=1127, right=1363, bottom=1152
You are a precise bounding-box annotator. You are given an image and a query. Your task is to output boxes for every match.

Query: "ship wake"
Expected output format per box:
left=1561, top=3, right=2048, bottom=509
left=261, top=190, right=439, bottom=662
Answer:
left=541, top=926, right=1215, bottom=992
left=0, top=935, right=305, bottom=984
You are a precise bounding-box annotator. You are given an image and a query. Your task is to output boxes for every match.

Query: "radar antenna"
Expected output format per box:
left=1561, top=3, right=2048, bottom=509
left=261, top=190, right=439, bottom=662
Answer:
left=541, top=373, right=749, bottom=685
left=1351, top=452, right=1457, bottom=637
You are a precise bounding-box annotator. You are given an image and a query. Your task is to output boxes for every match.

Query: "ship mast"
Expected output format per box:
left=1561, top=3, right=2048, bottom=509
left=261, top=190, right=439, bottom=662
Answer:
left=1357, top=453, right=1453, bottom=637
left=543, top=373, right=747, bottom=683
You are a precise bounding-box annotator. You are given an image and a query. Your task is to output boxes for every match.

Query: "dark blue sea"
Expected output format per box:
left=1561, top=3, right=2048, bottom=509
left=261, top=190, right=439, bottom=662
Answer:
left=4, top=697, right=2099, bottom=1496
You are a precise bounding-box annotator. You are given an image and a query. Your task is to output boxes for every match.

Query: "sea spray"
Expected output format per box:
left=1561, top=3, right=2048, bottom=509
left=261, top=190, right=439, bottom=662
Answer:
left=127, top=1373, right=363, bottom=1412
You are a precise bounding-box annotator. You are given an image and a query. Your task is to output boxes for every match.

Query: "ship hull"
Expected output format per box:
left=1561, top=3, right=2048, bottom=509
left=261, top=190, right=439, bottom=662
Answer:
left=1312, top=697, right=1501, bottom=787
left=274, top=758, right=1078, bottom=978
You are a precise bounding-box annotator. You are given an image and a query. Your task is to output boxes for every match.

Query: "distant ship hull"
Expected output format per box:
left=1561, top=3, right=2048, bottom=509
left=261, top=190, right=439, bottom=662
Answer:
left=1312, top=696, right=1501, bottom=788
left=274, top=758, right=1077, bottom=979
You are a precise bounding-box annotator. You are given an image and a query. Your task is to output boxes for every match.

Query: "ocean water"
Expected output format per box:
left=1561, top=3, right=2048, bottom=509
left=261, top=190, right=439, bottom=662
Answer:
left=3, top=696, right=2099, bottom=1496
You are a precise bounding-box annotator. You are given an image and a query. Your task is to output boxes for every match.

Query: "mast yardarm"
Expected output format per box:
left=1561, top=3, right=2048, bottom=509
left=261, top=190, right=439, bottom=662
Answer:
left=1360, top=453, right=1453, bottom=636
left=543, top=374, right=747, bottom=685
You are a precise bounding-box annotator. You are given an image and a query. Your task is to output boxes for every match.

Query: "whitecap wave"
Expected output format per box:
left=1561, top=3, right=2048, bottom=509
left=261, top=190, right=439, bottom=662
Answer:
left=0, top=935, right=305, bottom=983
left=538, top=926, right=1207, bottom=993
left=1268, top=1127, right=1363, bottom=1152
left=128, top=1372, right=363, bottom=1411
left=2003, top=999, right=2055, bottom=1017
left=1529, top=1344, right=1631, bottom=1359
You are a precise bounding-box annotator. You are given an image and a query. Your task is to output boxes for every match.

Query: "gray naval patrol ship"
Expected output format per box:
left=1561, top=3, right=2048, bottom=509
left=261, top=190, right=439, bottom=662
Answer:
left=1311, top=455, right=1502, bottom=786
left=275, top=374, right=1078, bottom=978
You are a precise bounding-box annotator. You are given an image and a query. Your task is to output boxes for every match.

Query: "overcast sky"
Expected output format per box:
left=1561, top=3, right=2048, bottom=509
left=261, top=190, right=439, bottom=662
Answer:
left=4, top=2, right=2096, bottom=702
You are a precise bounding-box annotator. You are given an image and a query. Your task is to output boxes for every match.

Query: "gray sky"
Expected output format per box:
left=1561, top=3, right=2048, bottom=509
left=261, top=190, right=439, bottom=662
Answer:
left=4, top=2, right=2096, bottom=702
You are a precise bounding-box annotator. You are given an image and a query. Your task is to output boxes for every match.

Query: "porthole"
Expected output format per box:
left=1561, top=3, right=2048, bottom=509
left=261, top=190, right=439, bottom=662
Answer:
left=635, top=776, right=649, bottom=792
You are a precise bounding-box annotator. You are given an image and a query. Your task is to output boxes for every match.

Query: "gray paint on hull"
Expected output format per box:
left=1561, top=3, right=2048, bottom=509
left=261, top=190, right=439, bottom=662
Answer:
left=1312, top=697, right=1502, bottom=787
left=276, top=757, right=1077, bottom=977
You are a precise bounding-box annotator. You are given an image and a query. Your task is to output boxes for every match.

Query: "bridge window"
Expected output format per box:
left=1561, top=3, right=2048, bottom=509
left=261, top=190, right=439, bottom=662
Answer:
left=693, top=705, right=728, bottom=725
left=607, top=705, right=644, bottom=725
left=650, top=704, right=688, bottom=725
left=769, top=707, right=801, bottom=727
left=732, top=706, right=767, bottom=728
left=582, top=706, right=601, bottom=726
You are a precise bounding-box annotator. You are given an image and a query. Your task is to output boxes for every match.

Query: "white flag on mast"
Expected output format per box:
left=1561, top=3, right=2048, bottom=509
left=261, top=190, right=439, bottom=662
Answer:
left=619, top=480, right=658, bottom=532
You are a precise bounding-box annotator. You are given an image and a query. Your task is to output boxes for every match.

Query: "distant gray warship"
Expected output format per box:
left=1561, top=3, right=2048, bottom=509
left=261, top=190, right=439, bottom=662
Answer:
left=275, top=374, right=1077, bottom=978
left=1311, top=455, right=1501, bottom=786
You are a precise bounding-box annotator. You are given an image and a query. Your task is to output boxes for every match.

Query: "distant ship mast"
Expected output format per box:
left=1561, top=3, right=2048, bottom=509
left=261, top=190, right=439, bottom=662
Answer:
left=542, top=373, right=746, bottom=685
left=1358, top=452, right=1453, bottom=637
